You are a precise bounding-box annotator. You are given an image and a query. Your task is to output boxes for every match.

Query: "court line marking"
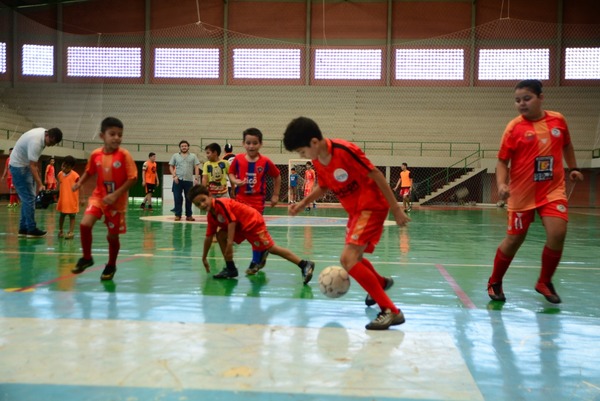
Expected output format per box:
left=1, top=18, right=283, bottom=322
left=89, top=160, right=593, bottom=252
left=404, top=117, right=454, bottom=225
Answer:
left=435, top=263, right=477, bottom=309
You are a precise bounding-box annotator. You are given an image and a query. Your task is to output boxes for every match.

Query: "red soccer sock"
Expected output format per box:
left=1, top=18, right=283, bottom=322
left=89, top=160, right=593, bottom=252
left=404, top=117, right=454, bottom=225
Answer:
left=80, top=224, right=93, bottom=260
left=490, top=248, right=513, bottom=284
left=361, top=258, right=386, bottom=288
left=348, top=261, right=398, bottom=313
left=9, top=194, right=18, bottom=204
left=107, top=235, right=120, bottom=266
left=539, top=246, right=562, bottom=284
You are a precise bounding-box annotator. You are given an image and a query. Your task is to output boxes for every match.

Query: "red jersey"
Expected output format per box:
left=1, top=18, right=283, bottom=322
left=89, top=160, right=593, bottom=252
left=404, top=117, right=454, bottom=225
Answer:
left=229, top=153, right=280, bottom=212
left=205, top=197, right=265, bottom=238
left=498, top=111, right=570, bottom=212
left=45, top=164, right=56, bottom=184
left=85, top=147, right=138, bottom=213
left=313, top=139, right=389, bottom=215
left=4, top=158, right=11, bottom=179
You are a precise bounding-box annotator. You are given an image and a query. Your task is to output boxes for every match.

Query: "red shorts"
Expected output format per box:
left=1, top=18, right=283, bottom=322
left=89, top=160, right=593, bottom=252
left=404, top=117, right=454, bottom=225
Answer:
left=85, top=204, right=127, bottom=235
left=46, top=182, right=57, bottom=190
left=506, top=200, right=568, bottom=235
left=346, top=210, right=387, bottom=254
left=234, top=223, right=274, bottom=251
left=399, top=187, right=411, bottom=198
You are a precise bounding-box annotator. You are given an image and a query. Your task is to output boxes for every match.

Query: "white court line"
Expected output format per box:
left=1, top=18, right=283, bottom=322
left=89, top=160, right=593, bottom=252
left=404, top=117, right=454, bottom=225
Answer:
left=0, top=317, right=483, bottom=400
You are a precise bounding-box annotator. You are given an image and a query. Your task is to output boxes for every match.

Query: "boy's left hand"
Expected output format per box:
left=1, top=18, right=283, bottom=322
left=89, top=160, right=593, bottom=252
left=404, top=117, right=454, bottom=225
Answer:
left=270, top=195, right=279, bottom=207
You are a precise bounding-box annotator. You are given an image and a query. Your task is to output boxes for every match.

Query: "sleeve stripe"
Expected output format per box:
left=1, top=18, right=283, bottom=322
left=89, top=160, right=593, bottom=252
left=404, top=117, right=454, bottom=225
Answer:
left=331, top=141, right=371, bottom=172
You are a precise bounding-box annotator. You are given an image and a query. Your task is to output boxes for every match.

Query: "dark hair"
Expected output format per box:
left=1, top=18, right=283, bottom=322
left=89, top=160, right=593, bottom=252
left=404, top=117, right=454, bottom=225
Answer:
left=47, top=128, right=63, bottom=144
left=9, top=147, right=13, bottom=151
left=402, top=163, right=408, bottom=168
left=100, top=117, right=123, bottom=133
left=148, top=152, right=156, bottom=158
left=63, top=155, right=76, bottom=168
left=243, top=128, right=263, bottom=143
left=188, top=184, right=209, bottom=200
left=283, top=117, right=323, bottom=151
left=291, top=167, right=296, bottom=171
left=224, top=143, right=233, bottom=153
left=515, top=79, right=543, bottom=96
left=179, top=140, right=190, bottom=148
left=305, top=161, right=312, bottom=167
left=205, top=142, right=222, bottom=155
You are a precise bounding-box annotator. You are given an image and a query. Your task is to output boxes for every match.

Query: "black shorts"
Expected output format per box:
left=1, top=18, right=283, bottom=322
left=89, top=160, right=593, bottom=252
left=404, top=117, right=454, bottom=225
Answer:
left=145, top=184, right=157, bottom=194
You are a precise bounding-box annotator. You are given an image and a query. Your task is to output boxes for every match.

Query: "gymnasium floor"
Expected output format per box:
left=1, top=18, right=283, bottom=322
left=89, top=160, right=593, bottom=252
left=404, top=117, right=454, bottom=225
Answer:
left=1, top=201, right=599, bottom=401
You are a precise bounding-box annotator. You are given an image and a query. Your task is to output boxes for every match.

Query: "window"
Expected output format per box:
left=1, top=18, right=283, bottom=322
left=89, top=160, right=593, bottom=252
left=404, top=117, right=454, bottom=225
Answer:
left=396, top=49, right=464, bottom=80
left=478, top=49, right=549, bottom=80
left=67, top=47, right=141, bottom=78
left=0, top=42, right=6, bottom=73
left=314, top=49, right=381, bottom=80
left=155, top=48, right=220, bottom=78
left=233, top=48, right=301, bottom=79
left=565, top=48, right=600, bottom=79
left=22, top=44, right=54, bottom=76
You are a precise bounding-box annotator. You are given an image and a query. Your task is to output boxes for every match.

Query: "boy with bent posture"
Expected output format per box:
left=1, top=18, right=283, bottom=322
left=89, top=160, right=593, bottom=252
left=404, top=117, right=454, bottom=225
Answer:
left=283, top=116, right=410, bottom=330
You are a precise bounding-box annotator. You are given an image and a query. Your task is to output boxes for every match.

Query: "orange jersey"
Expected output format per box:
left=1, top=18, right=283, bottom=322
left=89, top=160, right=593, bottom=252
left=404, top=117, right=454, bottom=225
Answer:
left=498, top=111, right=571, bottom=212
left=399, top=170, right=412, bottom=188
left=45, top=164, right=56, bottom=184
left=85, top=147, right=138, bottom=213
left=56, top=170, right=80, bottom=214
left=143, top=160, right=158, bottom=184
left=313, top=139, right=389, bottom=215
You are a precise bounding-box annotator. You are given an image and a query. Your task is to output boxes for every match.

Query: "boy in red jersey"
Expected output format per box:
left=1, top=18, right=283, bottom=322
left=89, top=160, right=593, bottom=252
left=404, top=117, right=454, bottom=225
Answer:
left=228, top=128, right=281, bottom=214
left=141, top=152, right=159, bottom=210
left=1, top=148, right=20, bottom=207
left=487, top=80, right=584, bottom=304
left=44, top=158, right=57, bottom=190
left=283, top=117, right=410, bottom=330
left=188, top=184, right=315, bottom=283
left=71, top=117, right=138, bottom=281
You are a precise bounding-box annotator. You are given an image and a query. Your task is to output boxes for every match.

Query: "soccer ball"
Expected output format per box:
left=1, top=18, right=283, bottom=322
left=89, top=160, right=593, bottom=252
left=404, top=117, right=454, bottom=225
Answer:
left=318, top=266, right=350, bottom=298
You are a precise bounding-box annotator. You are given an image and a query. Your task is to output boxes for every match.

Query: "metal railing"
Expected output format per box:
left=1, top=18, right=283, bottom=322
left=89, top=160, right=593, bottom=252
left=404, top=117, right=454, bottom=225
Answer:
left=419, top=150, right=482, bottom=196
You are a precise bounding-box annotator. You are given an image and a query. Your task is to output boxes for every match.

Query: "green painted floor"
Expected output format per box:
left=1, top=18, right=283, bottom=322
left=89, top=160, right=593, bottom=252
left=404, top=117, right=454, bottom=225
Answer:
left=1, top=201, right=599, bottom=401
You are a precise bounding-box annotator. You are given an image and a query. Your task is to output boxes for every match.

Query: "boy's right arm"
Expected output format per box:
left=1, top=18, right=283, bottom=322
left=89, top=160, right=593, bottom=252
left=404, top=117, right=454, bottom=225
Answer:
left=290, top=185, right=325, bottom=216
left=202, top=235, right=213, bottom=272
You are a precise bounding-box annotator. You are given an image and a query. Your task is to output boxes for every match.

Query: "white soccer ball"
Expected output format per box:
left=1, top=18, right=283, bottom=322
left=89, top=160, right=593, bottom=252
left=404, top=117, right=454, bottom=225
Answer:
left=319, top=266, right=350, bottom=298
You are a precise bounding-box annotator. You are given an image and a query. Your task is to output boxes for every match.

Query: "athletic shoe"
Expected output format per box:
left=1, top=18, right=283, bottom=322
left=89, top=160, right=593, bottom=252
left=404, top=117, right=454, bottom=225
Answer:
left=147, top=204, right=153, bottom=210
left=64, top=232, right=75, bottom=240
left=365, top=276, right=395, bottom=307
left=305, top=207, right=311, bottom=212
left=301, top=260, right=315, bottom=285
left=101, top=264, right=117, bottom=281
left=246, top=251, right=270, bottom=275
left=26, top=228, right=47, bottom=238
left=72, top=257, right=94, bottom=274
left=535, top=282, right=562, bottom=304
left=214, top=267, right=239, bottom=279
left=58, top=231, right=64, bottom=238
left=140, top=203, right=145, bottom=209
left=18, top=229, right=27, bottom=237
left=487, top=281, right=506, bottom=302
left=186, top=216, right=195, bottom=221
left=365, top=309, right=405, bottom=330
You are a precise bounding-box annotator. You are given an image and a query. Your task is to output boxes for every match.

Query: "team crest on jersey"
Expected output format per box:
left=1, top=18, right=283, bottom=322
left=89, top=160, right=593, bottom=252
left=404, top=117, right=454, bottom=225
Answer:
left=334, top=168, right=349, bottom=182
left=551, top=128, right=561, bottom=137
left=217, top=214, right=225, bottom=223
left=113, top=161, right=122, bottom=169
left=254, top=241, right=260, bottom=246
left=556, top=204, right=566, bottom=213
left=524, top=131, right=535, bottom=141
left=257, top=166, right=264, bottom=173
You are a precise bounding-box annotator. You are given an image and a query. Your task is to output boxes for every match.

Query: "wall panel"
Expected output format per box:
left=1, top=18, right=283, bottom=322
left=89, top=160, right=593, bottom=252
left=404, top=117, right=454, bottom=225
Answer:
left=229, top=1, right=306, bottom=39
left=393, top=1, right=471, bottom=39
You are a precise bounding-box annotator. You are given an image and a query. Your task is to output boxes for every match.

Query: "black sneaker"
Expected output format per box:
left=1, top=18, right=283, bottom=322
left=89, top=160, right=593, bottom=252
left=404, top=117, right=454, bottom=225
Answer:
left=140, top=203, right=146, bottom=209
left=487, top=280, right=506, bottom=302
left=214, top=267, right=239, bottom=279
left=147, top=204, right=153, bottom=210
left=246, top=251, right=270, bottom=275
left=365, top=276, right=394, bottom=307
left=18, top=229, right=27, bottom=237
left=535, top=282, right=562, bottom=304
left=26, top=228, right=47, bottom=238
left=301, top=260, right=315, bottom=285
left=72, top=257, right=94, bottom=274
left=365, top=309, right=405, bottom=330
left=101, top=264, right=117, bottom=281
